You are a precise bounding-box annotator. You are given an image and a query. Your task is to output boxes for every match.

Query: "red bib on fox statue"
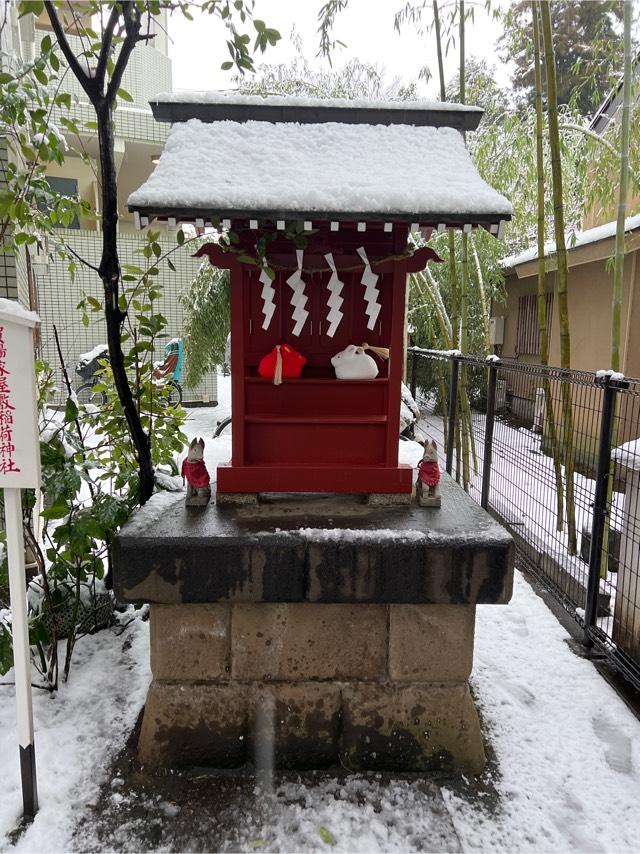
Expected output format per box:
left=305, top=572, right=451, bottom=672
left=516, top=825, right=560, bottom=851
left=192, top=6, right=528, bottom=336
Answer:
left=416, top=439, right=441, bottom=507
left=258, top=343, right=306, bottom=385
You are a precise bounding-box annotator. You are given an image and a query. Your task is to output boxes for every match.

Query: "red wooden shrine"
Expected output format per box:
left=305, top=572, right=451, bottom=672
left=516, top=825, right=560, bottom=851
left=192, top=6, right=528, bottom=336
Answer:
left=195, top=227, right=440, bottom=495
left=127, top=93, right=512, bottom=497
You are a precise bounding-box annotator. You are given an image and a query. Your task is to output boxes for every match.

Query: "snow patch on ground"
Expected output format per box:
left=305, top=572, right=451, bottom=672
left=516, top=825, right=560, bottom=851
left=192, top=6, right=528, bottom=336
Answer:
left=443, top=572, right=640, bottom=853
left=0, top=611, right=150, bottom=853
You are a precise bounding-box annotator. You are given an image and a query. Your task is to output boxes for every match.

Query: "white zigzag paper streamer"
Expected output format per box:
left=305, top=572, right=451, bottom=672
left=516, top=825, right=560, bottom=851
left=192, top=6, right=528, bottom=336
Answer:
left=259, top=267, right=276, bottom=331
left=324, top=253, right=344, bottom=338
left=357, top=246, right=381, bottom=330
left=286, top=249, right=309, bottom=336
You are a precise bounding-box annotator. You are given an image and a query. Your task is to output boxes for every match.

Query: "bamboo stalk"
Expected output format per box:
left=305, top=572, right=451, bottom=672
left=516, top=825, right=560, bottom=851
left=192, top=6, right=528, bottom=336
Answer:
left=433, top=0, right=446, bottom=101
left=611, top=0, right=632, bottom=373
left=541, top=0, right=577, bottom=554
left=470, top=235, right=491, bottom=355
left=532, top=0, right=564, bottom=532
left=602, top=0, right=633, bottom=578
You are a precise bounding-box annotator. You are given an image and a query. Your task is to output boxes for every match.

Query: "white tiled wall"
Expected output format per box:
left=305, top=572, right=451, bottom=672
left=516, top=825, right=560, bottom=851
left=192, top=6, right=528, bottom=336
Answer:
left=35, top=229, right=217, bottom=406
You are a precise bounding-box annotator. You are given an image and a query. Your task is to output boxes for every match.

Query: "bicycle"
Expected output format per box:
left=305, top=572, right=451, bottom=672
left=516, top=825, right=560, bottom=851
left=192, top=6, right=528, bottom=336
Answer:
left=75, top=342, right=184, bottom=406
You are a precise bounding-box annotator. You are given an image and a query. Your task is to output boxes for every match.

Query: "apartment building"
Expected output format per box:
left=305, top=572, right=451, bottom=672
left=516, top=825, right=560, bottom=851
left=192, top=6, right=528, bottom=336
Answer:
left=2, top=5, right=217, bottom=405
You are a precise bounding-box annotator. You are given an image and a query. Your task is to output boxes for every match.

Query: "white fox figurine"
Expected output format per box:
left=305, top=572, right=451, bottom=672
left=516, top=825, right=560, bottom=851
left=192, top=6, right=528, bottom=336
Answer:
left=181, top=437, right=211, bottom=506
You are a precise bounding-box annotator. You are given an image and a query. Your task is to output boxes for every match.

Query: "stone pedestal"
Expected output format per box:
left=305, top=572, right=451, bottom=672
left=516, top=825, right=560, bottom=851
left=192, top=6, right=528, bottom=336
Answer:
left=113, top=475, right=514, bottom=773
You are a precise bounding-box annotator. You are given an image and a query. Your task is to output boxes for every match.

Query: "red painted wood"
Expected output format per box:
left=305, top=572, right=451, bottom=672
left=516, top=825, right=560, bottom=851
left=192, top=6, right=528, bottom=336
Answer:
left=192, top=242, right=442, bottom=273
left=229, top=257, right=245, bottom=466
left=244, top=378, right=388, bottom=419
left=212, top=222, right=437, bottom=494
left=385, top=229, right=410, bottom=466
left=217, top=462, right=414, bottom=494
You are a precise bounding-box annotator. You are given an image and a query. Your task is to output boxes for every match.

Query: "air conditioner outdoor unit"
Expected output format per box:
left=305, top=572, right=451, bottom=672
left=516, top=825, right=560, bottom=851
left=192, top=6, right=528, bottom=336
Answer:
left=489, top=316, right=504, bottom=346
left=532, top=387, right=546, bottom=433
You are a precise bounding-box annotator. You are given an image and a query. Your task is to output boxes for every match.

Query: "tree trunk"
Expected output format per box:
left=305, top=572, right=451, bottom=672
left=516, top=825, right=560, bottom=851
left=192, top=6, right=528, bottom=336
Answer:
left=541, top=0, right=577, bottom=554
left=96, top=99, right=154, bottom=504
left=45, top=1, right=155, bottom=505
left=532, top=0, right=564, bottom=532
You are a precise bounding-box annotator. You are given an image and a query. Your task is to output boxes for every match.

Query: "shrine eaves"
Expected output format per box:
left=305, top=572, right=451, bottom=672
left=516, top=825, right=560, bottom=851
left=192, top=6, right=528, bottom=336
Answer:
left=127, top=92, right=513, bottom=234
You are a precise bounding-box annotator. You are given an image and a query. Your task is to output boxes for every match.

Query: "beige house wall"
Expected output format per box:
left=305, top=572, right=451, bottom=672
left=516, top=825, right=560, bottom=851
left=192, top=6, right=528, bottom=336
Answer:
left=495, top=240, right=640, bottom=464
left=498, top=241, right=640, bottom=375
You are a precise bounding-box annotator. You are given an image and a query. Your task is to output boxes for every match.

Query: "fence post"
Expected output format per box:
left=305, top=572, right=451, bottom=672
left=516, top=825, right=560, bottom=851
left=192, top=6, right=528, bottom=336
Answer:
left=481, top=357, right=499, bottom=510
left=584, top=374, right=621, bottom=646
left=410, top=348, right=418, bottom=403
left=445, top=355, right=460, bottom=475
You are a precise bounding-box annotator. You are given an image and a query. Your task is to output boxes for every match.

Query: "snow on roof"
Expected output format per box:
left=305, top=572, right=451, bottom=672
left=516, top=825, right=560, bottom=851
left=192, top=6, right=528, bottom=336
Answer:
left=127, top=118, right=512, bottom=221
left=152, top=90, right=483, bottom=114
left=502, top=213, right=640, bottom=269
left=0, top=298, right=40, bottom=328
left=613, top=437, right=640, bottom=471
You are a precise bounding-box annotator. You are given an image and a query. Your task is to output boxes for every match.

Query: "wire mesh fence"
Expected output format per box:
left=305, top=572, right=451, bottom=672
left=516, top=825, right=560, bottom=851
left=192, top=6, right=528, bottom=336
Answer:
left=408, top=347, right=640, bottom=692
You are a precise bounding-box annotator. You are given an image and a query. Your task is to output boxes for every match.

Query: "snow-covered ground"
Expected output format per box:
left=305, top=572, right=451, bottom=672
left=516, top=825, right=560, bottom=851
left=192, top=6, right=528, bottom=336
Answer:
left=1, top=375, right=639, bottom=852
left=414, top=403, right=623, bottom=619
left=1, top=571, right=639, bottom=852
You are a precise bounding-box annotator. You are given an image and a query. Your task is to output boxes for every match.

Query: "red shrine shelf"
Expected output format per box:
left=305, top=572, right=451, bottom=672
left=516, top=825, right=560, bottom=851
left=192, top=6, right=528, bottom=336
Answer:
left=201, top=223, right=438, bottom=495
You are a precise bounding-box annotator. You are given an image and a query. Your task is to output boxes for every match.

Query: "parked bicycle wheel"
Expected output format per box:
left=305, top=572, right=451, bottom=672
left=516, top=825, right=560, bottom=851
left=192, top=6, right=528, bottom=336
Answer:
left=213, top=416, right=232, bottom=438
left=167, top=380, right=183, bottom=405
left=76, top=382, right=107, bottom=406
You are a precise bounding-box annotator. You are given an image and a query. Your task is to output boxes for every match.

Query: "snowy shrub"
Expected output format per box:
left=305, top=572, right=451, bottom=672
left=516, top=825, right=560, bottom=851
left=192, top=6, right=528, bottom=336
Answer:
left=0, top=242, right=188, bottom=686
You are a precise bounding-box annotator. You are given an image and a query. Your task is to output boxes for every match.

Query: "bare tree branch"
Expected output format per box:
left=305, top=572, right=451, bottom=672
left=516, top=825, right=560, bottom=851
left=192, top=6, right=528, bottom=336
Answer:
left=44, top=0, right=96, bottom=101
left=106, top=2, right=141, bottom=102
left=94, top=4, right=121, bottom=89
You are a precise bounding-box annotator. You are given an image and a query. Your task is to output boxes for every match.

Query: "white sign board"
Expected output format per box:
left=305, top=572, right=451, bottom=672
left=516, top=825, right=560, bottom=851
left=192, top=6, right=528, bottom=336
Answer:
left=0, top=301, right=40, bottom=489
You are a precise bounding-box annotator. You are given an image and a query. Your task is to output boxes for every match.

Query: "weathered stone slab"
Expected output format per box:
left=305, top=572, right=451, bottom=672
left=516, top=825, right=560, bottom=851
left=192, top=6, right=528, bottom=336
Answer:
left=340, top=683, right=485, bottom=773
left=150, top=604, right=230, bottom=681
left=138, top=680, right=341, bottom=770
left=388, top=605, right=475, bottom=682
left=231, top=603, right=387, bottom=681
left=139, top=681, right=247, bottom=768
left=113, top=475, right=514, bottom=606
left=246, top=683, right=341, bottom=768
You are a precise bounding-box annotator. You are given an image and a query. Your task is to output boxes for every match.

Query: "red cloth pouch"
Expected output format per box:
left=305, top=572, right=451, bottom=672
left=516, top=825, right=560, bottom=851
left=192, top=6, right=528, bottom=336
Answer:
left=258, top=343, right=306, bottom=383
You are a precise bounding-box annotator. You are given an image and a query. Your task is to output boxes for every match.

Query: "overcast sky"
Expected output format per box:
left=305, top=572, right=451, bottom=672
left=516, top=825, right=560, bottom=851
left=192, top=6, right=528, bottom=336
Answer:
left=167, top=0, right=511, bottom=98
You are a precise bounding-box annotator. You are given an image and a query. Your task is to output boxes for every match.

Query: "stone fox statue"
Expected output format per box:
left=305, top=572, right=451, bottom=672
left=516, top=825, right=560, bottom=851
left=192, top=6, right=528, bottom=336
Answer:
left=417, top=438, right=441, bottom=507
left=181, top=438, right=211, bottom=505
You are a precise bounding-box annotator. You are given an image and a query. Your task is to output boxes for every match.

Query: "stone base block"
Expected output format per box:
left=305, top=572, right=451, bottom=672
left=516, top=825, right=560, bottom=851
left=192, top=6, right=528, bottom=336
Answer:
left=185, top=488, right=211, bottom=506
left=231, top=603, right=387, bottom=681
left=366, top=492, right=413, bottom=506
left=139, top=680, right=341, bottom=769
left=247, top=683, right=341, bottom=768
left=139, top=681, right=247, bottom=769
left=341, top=683, right=485, bottom=773
left=138, top=679, right=485, bottom=773
left=215, top=492, right=259, bottom=506
left=389, top=605, right=475, bottom=682
left=150, top=604, right=230, bottom=681
left=418, top=494, right=441, bottom=508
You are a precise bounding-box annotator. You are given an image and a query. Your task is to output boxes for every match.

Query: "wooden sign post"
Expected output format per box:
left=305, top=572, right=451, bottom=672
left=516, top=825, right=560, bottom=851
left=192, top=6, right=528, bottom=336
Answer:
left=0, top=301, right=41, bottom=819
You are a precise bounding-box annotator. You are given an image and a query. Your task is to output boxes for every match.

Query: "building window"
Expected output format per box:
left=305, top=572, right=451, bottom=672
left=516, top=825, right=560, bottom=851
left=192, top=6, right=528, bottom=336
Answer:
left=45, top=177, right=80, bottom=229
left=517, top=293, right=554, bottom=356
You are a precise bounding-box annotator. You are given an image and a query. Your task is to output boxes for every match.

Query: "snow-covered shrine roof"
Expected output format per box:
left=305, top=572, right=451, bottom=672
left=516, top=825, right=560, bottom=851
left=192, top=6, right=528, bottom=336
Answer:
left=127, top=92, right=513, bottom=231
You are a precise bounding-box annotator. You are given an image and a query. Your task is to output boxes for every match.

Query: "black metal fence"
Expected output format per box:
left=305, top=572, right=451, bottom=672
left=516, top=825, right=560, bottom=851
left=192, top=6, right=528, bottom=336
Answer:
left=408, top=347, right=640, bottom=692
